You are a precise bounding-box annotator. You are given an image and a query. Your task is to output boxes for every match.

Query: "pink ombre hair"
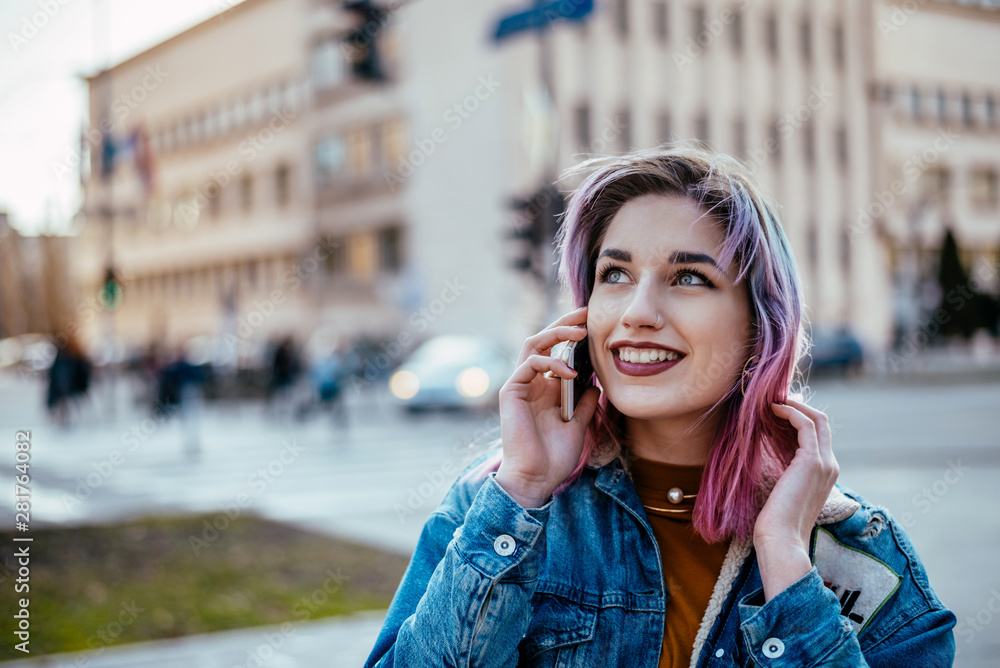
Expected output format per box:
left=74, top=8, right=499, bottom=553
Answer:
left=460, top=143, right=808, bottom=544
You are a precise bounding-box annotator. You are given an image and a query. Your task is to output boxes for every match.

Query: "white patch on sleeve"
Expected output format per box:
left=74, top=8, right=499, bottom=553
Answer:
left=811, top=527, right=902, bottom=635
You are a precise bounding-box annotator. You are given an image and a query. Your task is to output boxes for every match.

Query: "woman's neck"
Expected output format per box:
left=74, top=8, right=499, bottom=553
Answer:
left=624, top=412, right=719, bottom=466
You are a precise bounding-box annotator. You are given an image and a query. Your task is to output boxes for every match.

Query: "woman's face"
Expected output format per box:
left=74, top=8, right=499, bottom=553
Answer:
left=586, top=193, right=753, bottom=421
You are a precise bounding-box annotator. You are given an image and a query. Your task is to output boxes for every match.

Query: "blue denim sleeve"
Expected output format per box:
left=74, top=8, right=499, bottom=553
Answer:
left=364, top=465, right=554, bottom=668
left=737, top=566, right=956, bottom=667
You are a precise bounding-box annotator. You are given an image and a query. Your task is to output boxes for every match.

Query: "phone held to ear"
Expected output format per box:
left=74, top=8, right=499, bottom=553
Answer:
left=552, top=337, right=594, bottom=422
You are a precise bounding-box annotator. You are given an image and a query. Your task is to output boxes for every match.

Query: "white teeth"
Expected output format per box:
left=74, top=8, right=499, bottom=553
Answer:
left=616, top=347, right=681, bottom=364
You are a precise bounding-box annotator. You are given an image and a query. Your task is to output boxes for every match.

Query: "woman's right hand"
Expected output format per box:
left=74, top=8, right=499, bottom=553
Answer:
left=494, top=305, right=603, bottom=508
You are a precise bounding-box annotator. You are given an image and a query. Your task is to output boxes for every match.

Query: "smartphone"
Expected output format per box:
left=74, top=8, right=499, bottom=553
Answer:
left=557, top=337, right=594, bottom=422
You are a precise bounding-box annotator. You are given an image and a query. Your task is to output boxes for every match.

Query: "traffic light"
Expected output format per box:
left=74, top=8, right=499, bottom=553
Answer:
left=343, top=0, right=388, bottom=82
left=505, top=184, right=564, bottom=281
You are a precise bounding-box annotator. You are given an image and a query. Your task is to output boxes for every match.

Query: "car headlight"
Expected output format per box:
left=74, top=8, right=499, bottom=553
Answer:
left=456, top=367, right=490, bottom=398
left=390, top=370, right=420, bottom=400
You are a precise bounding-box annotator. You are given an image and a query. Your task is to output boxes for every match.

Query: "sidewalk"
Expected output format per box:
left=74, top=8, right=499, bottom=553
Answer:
left=0, top=610, right=388, bottom=667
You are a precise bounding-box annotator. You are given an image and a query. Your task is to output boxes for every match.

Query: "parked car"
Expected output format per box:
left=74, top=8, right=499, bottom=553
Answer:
left=804, top=327, right=864, bottom=376
left=388, top=335, right=513, bottom=413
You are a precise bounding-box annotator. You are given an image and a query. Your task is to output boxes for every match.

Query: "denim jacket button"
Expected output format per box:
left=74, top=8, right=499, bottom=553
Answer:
left=494, top=534, right=516, bottom=556
left=762, top=637, right=785, bottom=658
left=714, top=648, right=724, bottom=658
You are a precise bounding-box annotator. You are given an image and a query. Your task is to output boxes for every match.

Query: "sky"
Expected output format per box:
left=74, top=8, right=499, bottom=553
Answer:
left=0, top=0, right=245, bottom=236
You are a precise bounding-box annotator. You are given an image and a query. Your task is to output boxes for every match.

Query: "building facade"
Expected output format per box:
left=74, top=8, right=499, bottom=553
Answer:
left=75, top=0, right=1000, bottom=367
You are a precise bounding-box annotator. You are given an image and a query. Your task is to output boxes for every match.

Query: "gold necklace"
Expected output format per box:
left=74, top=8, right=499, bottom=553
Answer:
left=642, top=486, right=697, bottom=514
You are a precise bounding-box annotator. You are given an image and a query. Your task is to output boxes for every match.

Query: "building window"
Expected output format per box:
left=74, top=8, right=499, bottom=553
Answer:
left=382, top=118, right=407, bottom=169
left=832, top=22, right=844, bottom=69
left=652, top=1, right=668, bottom=44
left=203, top=107, right=217, bottom=141
left=617, top=107, right=632, bottom=152
left=921, top=166, right=950, bottom=201
left=233, top=97, right=248, bottom=130
left=839, top=222, right=851, bottom=276
left=250, top=89, right=266, bottom=125
left=909, top=86, right=922, bottom=121
left=574, top=103, right=591, bottom=149
left=769, top=116, right=782, bottom=163
left=377, top=226, right=402, bottom=273
left=207, top=182, right=222, bottom=218
left=615, top=0, right=629, bottom=39
left=347, top=126, right=373, bottom=177
left=971, top=168, right=999, bottom=209
left=733, top=116, right=746, bottom=158
left=986, top=95, right=997, bottom=127
left=312, top=37, right=345, bottom=89
left=765, top=13, right=778, bottom=59
left=806, top=219, right=818, bottom=268
left=283, top=79, right=300, bottom=113
left=275, top=165, right=290, bottom=207
left=836, top=123, right=848, bottom=170
left=803, top=118, right=815, bottom=166
left=326, top=237, right=348, bottom=275
left=656, top=110, right=671, bottom=143
left=695, top=111, right=709, bottom=143
left=936, top=89, right=947, bottom=122
left=240, top=174, right=253, bottom=212
left=961, top=93, right=973, bottom=127
left=800, top=16, right=811, bottom=65
left=692, top=5, right=706, bottom=43
left=730, top=8, right=743, bottom=53
left=315, top=136, right=346, bottom=182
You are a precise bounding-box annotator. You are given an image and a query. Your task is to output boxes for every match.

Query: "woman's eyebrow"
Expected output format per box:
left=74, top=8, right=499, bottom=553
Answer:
left=597, top=248, right=720, bottom=270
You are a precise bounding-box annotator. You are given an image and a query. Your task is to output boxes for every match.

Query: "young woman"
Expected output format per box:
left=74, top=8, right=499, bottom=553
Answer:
left=364, top=145, right=956, bottom=667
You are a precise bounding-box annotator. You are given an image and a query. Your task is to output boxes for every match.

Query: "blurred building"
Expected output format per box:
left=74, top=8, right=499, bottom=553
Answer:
left=0, top=212, right=76, bottom=341
left=869, top=0, right=1000, bottom=343
left=75, top=0, right=1000, bottom=363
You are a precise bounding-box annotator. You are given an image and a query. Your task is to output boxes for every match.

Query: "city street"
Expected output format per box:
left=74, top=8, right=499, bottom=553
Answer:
left=0, top=369, right=997, bottom=667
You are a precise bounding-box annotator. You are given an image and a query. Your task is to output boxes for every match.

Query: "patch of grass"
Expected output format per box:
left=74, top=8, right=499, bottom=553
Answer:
left=0, top=514, right=410, bottom=659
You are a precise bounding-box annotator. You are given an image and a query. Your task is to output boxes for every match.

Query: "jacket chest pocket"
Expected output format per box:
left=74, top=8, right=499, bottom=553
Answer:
left=517, top=592, right=599, bottom=667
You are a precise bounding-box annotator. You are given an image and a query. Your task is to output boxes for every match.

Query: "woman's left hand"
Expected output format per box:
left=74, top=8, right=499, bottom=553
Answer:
left=753, top=398, right=840, bottom=601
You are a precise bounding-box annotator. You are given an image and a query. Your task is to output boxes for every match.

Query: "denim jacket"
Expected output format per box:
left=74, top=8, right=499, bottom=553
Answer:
left=365, top=447, right=956, bottom=667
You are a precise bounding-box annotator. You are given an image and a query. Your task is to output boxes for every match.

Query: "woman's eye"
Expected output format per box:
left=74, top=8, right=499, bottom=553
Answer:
left=606, top=269, right=624, bottom=283
left=677, top=271, right=705, bottom=286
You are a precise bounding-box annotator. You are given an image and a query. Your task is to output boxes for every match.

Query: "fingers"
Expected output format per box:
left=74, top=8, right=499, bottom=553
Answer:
left=571, top=385, right=602, bottom=426
left=517, top=307, right=589, bottom=366
left=770, top=400, right=839, bottom=478
left=783, top=398, right=833, bottom=460
left=542, top=305, right=588, bottom=332
left=507, top=353, right=576, bottom=387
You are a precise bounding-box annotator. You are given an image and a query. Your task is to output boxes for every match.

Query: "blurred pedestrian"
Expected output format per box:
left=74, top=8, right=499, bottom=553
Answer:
left=299, top=338, right=353, bottom=429
left=266, top=335, right=302, bottom=421
left=155, top=346, right=206, bottom=459
left=46, top=334, right=92, bottom=428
